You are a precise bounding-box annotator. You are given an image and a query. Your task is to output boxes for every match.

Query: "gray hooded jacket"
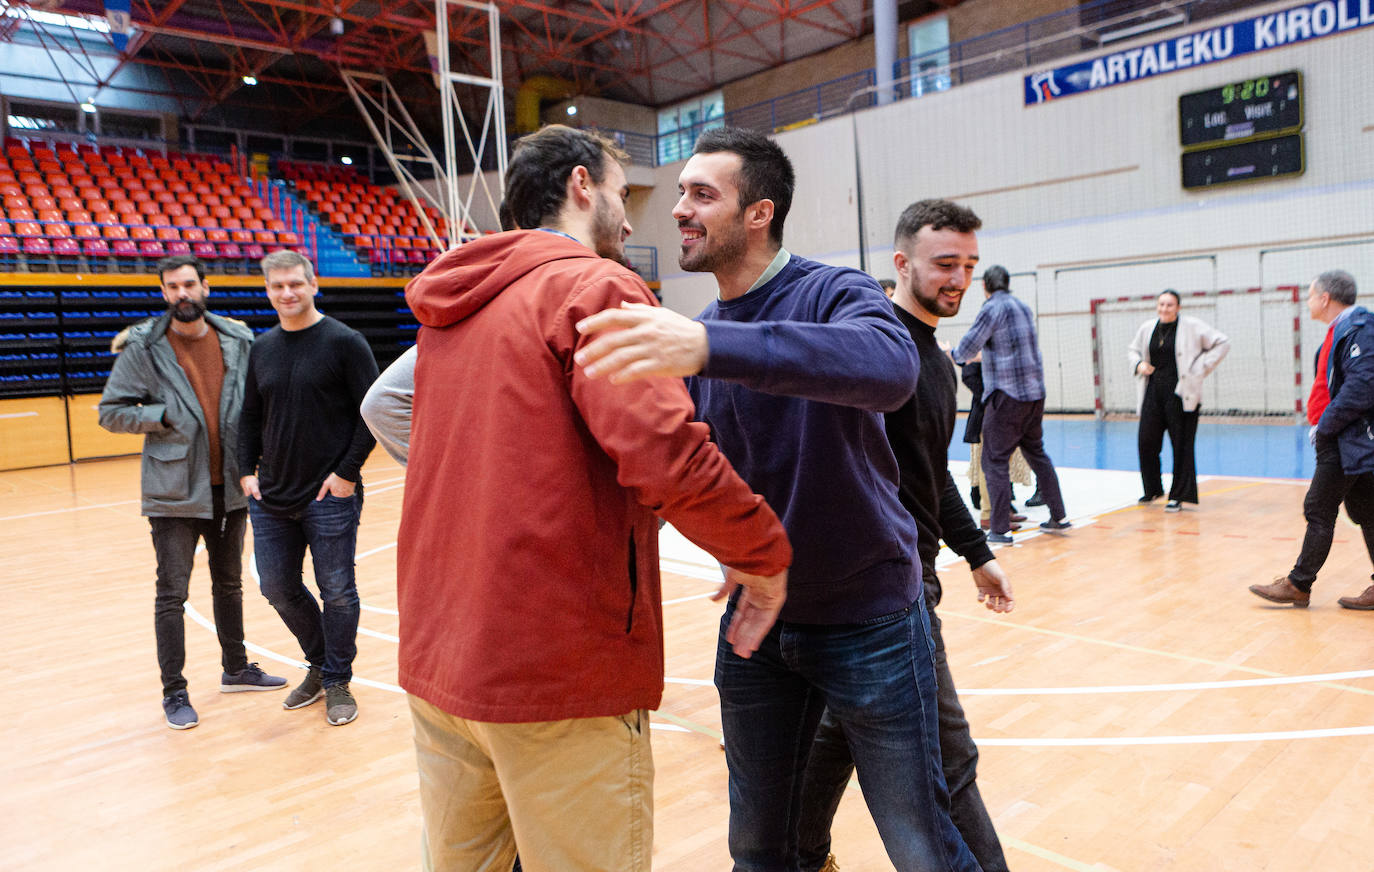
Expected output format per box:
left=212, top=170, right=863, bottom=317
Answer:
left=98, top=311, right=253, bottom=518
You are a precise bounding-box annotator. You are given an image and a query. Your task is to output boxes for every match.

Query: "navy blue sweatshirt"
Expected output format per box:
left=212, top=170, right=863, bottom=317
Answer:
left=688, top=254, right=921, bottom=624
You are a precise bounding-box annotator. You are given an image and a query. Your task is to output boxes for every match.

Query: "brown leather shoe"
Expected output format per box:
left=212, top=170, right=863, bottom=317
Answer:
left=980, top=519, right=1021, bottom=531
left=1337, top=584, right=1374, bottom=610
left=1248, top=577, right=1310, bottom=608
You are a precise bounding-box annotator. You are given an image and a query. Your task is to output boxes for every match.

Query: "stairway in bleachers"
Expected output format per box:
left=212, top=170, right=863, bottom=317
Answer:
left=264, top=181, right=370, bottom=278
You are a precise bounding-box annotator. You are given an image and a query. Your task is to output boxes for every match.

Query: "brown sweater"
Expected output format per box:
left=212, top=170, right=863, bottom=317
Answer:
left=166, top=324, right=225, bottom=486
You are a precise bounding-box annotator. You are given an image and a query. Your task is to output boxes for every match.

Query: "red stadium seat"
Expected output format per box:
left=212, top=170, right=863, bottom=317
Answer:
left=111, top=239, right=139, bottom=257
left=81, top=238, right=111, bottom=257
left=165, top=240, right=192, bottom=256
left=139, top=240, right=166, bottom=257
left=22, top=236, right=52, bottom=255
left=192, top=242, right=218, bottom=260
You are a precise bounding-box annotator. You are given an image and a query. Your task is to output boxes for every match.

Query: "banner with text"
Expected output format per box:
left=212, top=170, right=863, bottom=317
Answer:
left=1025, top=0, right=1374, bottom=105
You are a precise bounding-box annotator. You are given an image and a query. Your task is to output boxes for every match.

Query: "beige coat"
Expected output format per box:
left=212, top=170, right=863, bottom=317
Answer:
left=1127, top=315, right=1230, bottom=413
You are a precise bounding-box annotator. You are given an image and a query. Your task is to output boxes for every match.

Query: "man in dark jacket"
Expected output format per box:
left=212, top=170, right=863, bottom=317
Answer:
left=798, top=199, right=1016, bottom=872
left=99, top=255, right=285, bottom=731
left=1251, top=270, right=1374, bottom=609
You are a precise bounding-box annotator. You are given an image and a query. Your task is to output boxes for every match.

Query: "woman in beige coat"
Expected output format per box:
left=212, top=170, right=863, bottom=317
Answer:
left=1127, top=290, right=1230, bottom=511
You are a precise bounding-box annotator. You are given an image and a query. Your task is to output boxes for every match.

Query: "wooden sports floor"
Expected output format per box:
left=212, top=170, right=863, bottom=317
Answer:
left=3, top=453, right=1372, bottom=872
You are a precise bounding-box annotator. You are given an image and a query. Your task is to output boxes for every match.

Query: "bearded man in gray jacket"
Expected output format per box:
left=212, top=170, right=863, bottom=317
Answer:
left=99, top=255, right=286, bottom=730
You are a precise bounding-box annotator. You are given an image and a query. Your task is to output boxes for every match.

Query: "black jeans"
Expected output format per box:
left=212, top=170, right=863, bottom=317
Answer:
left=1289, top=437, right=1374, bottom=592
left=797, top=592, right=1006, bottom=872
left=1137, top=378, right=1199, bottom=503
left=149, top=486, right=249, bottom=696
left=982, top=391, right=1065, bottom=533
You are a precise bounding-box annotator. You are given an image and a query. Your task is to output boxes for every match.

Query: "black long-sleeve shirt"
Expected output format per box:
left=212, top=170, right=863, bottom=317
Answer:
left=238, top=315, right=379, bottom=515
left=885, top=304, right=995, bottom=606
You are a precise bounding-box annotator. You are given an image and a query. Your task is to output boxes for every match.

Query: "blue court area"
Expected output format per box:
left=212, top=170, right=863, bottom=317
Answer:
left=948, top=416, right=1316, bottom=482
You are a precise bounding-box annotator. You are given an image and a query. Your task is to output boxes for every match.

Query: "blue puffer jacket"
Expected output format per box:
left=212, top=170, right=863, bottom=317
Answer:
left=1316, top=306, right=1374, bottom=475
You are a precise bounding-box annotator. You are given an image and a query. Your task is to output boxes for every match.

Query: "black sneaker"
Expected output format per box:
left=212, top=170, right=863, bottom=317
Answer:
left=1165, top=500, right=1182, bottom=512
left=1040, top=518, right=1072, bottom=533
left=221, top=662, right=288, bottom=693
left=1138, top=493, right=1163, bottom=504
left=162, top=690, right=199, bottom=730
left=283, top=666, right=324, bottom=710
left=325, top=683, right=358, bottom=726
left=986, top=531, right=1015, bottom=545
left=970, top=486, right=981, bottom=509
left=1025, top=489, right=1046, bottom=507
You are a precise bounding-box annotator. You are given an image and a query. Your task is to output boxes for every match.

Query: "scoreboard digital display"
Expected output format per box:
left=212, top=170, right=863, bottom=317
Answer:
left=1181, top=134, right=1304, bottom=190
left=1178, top=71, right=1302, bottom=148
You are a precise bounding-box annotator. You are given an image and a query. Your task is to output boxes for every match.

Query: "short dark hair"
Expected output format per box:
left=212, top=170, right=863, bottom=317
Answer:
left=692, top=126, right=794, bottom=245
left=504, top=125, right=627, bottom=231
left=1316, top=270, right=1357, bottom=305
left=982, top=265, right=1011, bottom=293
left=893, top=199, right=982, bottom=248
left=1160, top=289, right=1181, bottom=304
left=156, top=254, right=205, bottom=283
left=877, top=278, right=896, bottom=291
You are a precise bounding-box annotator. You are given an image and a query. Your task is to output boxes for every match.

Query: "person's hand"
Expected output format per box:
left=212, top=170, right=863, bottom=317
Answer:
left=574, top=302, right=709, bottom=384
left=315, top=472, right=357, bottom=501
left=712, top=566, right=788, bottom=658
left=239, top=474, right=261, bottom=500
left=971, top=560, right=1014, bottom=613
left=1137, top=361, right=1155, bottom=376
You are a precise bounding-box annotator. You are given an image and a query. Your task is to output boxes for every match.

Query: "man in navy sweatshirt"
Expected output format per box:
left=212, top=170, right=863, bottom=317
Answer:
left=576, top=128, right=979, bottom=872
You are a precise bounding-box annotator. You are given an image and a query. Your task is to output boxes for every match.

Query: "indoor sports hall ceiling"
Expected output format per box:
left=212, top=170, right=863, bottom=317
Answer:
left=3, top=0, right=968, bottom=130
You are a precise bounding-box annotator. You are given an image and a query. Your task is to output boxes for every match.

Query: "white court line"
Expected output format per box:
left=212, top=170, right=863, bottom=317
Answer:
left=356, top=541, right=397, bottom=560
left=665, top=677, right=714, bottom=687
left=358, top=626, right=400, bottom=643
left=664, top=591, right=716, bottom=606
left=961, top=669, right=1374, bottom=695
left=977, top=724, right=1374, bottom=746
left=0, top=499, right=140, bottom=522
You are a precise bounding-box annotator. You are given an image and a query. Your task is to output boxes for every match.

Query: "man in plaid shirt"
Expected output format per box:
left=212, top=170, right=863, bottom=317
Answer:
left=952, top=266, right=1070, bottom=543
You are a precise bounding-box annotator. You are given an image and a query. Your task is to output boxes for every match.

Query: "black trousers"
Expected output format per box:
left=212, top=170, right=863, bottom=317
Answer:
left=982, top=391, right=1065, bottom=532
left=1289, top=437, right=1374, bottom=592
left=1137, top=377, right=1199, bottom=503
left=149, top=486, right=249, bottom=696
left=796, top=590, right=1009, bottom=872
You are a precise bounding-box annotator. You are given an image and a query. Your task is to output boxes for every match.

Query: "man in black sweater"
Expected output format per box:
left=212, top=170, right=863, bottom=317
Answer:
left=238, top=249, right=378, bottom=727
left=799, top=200, right=1016, bottom=872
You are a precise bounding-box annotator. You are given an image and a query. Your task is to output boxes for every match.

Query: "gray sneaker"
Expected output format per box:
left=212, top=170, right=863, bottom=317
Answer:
left=283, top=666, right=324, bottom=710
left=221, top=662, right=288, bottom=692
left=162, top=690, right=199, bottom=730
left=326, top=683, right=358, bottom=726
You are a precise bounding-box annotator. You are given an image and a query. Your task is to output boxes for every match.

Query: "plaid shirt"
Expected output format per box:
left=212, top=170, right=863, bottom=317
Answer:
left=952, top=291, right=1045, bottom=402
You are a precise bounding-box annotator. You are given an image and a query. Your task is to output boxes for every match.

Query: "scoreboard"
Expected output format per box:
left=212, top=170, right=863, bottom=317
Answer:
left=1181, top=134, right=1304, bottom=190
left=1178, top=71, right=1304, bottom=190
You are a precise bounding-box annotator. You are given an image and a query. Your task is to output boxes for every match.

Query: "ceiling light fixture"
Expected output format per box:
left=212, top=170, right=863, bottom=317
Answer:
left=566, top=105, right=577, bottom=116
left=80, top=100, right=97, bottom=113
left=242, top=75, right=257, bottom=86
left=340, top=156, right=353, bottom=165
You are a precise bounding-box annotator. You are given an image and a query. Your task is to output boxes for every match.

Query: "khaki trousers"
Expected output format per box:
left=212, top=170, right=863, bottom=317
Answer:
left=409, top=695, right=654, bottom=872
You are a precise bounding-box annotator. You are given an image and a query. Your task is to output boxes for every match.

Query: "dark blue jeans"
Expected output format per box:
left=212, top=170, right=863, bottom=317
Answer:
left=797, top=597, right=1007, bottom=872
left=715, top=597, right=980, bottom=872
left=150, top=486, right=249, bottom=696
left=249, top=489, right=363, bottom=687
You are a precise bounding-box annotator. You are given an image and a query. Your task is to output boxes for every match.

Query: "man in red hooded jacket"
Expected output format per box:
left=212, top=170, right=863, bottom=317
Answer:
left=396, top=125, right=792, bottom=872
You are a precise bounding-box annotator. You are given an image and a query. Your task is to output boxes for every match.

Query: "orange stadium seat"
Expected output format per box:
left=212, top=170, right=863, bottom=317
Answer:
left=73, top=223, right=99, bottom=239
left=42, top=222, right=70, bottom=238
left=181, top=227, right=205, bottom=241
left=102, top=225, right=129, bottom=240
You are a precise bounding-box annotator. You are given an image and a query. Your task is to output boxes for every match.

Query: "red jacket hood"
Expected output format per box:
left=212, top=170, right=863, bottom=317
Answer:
left=405, top=230, right=600, bottom=328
